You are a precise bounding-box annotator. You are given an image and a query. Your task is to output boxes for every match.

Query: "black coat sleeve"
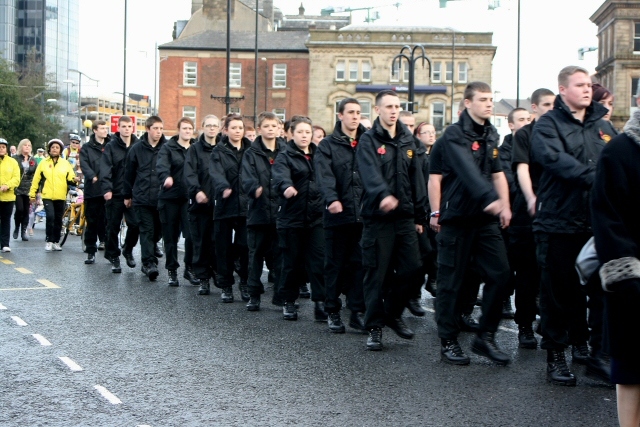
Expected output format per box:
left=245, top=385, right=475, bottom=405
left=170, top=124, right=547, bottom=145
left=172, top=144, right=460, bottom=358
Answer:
left=241, top=150, right=260, bottom=199
left=209, top=149, right=231, bottom=198
left=100, top=143, right=114, bottom=194
left=183, top=145, right=201, bottom=200
left=314, top=141, right=339, bottom=206
left=356, top=132, right=392, bottom=206
left=123, top=146, right=137, bottom=199
left=272, top=153, right=293, bottom=195
left=79, top=147, right=97, bottom=182
left=156, top=144, right=172, bottom=185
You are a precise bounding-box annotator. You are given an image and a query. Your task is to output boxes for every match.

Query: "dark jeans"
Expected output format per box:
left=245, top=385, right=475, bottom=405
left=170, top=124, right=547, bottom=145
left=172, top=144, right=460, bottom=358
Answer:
left=410, top=227, right=438, bottom=299
left=247, top=224, right=279, bottom=297
left=279, top=225, right=325, bottom=303
left=435, top=222, right=510, bottom=340
left=135, top=205, right=161, bottom=267
left=13, top=194, right=30, bottom=232
left=84, top=196, right=106, bottom=255
left=361, top=218, right=421, bottom=330
left=104, top=197, right=139, bottom=259
left=535, top=232, right=590, bottom=350
left=214, top=216, right=248, bottom=288
left=0, top=201, right=14, bottom=247
left=510, top=231, right=539, bottom=326
left=189, top=210, right=216, bottom=280
left=43, top=199, right=65, bottom=243
left=158, top=199, right=191, bottom=271
left=324, top=223, right=365, bottom=314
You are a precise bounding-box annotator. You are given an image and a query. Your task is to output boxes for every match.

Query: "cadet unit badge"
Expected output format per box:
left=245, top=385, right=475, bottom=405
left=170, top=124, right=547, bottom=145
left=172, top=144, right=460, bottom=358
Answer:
left=407, top=149, right=413, bottom=159
left=493, top=148, right=499, bottom=159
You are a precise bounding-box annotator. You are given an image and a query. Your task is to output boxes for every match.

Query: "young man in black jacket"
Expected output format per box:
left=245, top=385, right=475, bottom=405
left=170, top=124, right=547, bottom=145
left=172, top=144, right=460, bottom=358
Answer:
left=80, top=120, right=109, bottom=266
left=531, top=66, right=608, bottom=386
left=124, top=116, right=166, bottom=281
left=100, top=115, right=140, bottom=272
left=434, top=81, right=512, bottom=366
left=315, top=98, right=367, bottom=333
left=356, top=90, right=427, bottom=351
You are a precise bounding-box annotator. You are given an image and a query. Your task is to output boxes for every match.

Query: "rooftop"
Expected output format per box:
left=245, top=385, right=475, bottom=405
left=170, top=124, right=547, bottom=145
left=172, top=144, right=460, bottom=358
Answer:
left=160, top=30, right=309, bottom=52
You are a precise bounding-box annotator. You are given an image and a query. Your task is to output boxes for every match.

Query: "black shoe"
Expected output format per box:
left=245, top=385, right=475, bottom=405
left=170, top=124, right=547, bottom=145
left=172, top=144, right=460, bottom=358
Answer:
left=424, top=279, right=437, bottom=297
left=502, top=299, right=515, bottom=319
left=283, top=301, right=298, bottom=320
left=145, top=264, right=159, bottom=281
left=349, top=311, right=366, bottom=332
left=441, top=339, right=471, bottom=365
left=247, top=296, right=261, bottom=311
left=239, top=281, right=250, bottom=302
left=328, top=312, right=345, bottom=333
left=385, top=317, right=414, bottom=339
left=84, top=253, right=95, bottom=264
left=314, top=301, right=328, bottom=322
left=585, top=356, right=611, bottom=383
left=183, top=266, right=198, bottom=285
left=221, top=287, right=234, bottom=303
left=406, top=298, right=426, bottom=317
left=572, top=343, right=589, bottom=365
left=98, top=241, right=105, bottom=251
left=168, top=269, right=179, bottom=287
left=268, top=270, right=276, bottom=283
left=518, top=325, right=538, bottom=349
left=271, top=295, right=285, bottom=307
left=12, top=228, right=18, bottom=240
left=154, top=243, right=164, bottom=258
left=367, top=328, right=383, bottom=351
left=110, top=257, right=122, bottom=273
left=122, top=251, right=136, bottom=268
left=547, top=349, right=577, bottom=386
left=299, top=283, right=311, bottom=298
left=460, top=314, right=480, bottom=332
left=471, top=332, right=510, bottom=366
left=197, top=279, right=210, bottom=295
left=21, top=231, right=29, bottom=241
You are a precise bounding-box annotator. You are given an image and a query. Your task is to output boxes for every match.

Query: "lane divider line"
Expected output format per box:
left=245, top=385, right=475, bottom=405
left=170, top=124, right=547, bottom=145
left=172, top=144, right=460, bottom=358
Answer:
left=0, top=303, right=6, bottom=310
left=11, top=316, right=28, bottom=326
left=32, top=334, right=52, bottom=346
left=15, top=267, right=33, bottom=274
left=94, top=385, right=122, bottom=405
left=36, top=279, right=61, bottom=289
left=0, top=259, right=15, bottom=265
left=59, top=357, right=83, bottom=372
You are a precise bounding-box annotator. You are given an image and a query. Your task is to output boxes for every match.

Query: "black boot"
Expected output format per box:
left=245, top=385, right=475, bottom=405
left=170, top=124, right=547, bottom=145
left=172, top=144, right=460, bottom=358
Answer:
left=471, top=332, right=510, bottom=366
left=585, top=355, right=611, bottom=383
left=571, top=343, right=589, bottom=365
left=239, top=280, right=250, bottom=302
left=154, top=243, right=164, bottom=258
left=84, top=253, right=95, bottom=264
left=13, top=227, right=18, bottom=240
left=21, top=227, right=29, bottom=241
left=283, top=301, right=298, bottom=320
left=168, top=269, right=179, bottom=287
left=547, top=349, right=577, bottom=386
left=349, top=311, right=366, bottom=332
left=122, top=250, right=136, bottom=268
left=299, top=283, right=311, bottom=298
left=460, top=314, right=480, bottom=332
left=184, top=265, right=198, bottom=285
left=110, top=257, right=122, bottom=273
left=314, top=301, right=328, bottom=322
left=406, top=298, right=426, bottom=317
left=502, top=298, right=515, bottom=319
left=441, top=339, right=470, bottom=365
left=246, top=295, right=261, bottom=311
left=197, top=279, right=210, bottom=295
left=221, top=287, right=234, bottom=303
left=327, top=312, right=345, bottom=333
left=385, top=317, right=414, bottom=339
left=366, top=328, right=383, bottom=351
left=518, top=325, right=538, bottom=349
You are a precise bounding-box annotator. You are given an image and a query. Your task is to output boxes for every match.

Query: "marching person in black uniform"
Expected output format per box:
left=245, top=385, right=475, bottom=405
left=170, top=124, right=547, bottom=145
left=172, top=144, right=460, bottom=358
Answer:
left=315, top=98, right=367, bottom=333
left=356, top=90, right=427, bottom=351
left=101, top=115, right=140, bottom=272
left=241, top=112, right=284, bottom=311
left=433, top=81, right=512, bottom=366
left=184, top=114, right=220, bottom=296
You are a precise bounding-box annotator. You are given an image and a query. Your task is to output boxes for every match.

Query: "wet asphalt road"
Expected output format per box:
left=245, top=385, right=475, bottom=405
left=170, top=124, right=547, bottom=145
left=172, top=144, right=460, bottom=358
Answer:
left=0, top=227, right=618, bottom=427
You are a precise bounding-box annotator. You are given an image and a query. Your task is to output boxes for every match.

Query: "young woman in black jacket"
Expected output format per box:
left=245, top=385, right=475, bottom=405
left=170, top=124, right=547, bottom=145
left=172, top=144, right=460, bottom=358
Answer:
left=272, top=117, right=326, bottom=321
left=12, top=139, right=37, bottom=241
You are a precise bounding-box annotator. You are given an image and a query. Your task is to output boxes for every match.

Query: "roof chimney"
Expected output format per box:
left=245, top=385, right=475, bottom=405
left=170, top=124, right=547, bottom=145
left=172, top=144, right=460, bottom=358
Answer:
left=264, top=0, right=274, bottom=24
left=299, top=2, right=305, bottom=16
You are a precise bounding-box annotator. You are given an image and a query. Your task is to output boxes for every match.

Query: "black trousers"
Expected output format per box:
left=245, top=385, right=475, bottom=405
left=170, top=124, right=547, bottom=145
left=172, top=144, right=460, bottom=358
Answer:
left=510, top=231, right=539, bottom=326
left=410, top=227, right=438, bottom=299
left=0, top=201, right=14, bottom=248
left=502, top=228, right=516, bottom=299
left=158, top=199, right=192, bottom=271
left=586, top=271, right=605, bottom=358
left=279, top=224, right=325, bottom=302
left=189, top=210, right=216, bottom=280
left=247, top=224, right=280, bottom=297
left=435, top=222, right=510, bottom=340
left=13, top=194, right=30, bottom=232
left=459, top=265, right=482, bottom=317
left=324, top=223, right=365, bottom=313
left=43, top=199, right=65, bottom=243
left=361, top=218, right=421, bottom=330
left=104, top=197, right=139, bottom=259
left=535, top=232, right=590, bottom=350
left=135, top=205, right=161, bottom=267
left=84, top=196, right=106, bottom=254
left=214, top=216, right=248, bottom=288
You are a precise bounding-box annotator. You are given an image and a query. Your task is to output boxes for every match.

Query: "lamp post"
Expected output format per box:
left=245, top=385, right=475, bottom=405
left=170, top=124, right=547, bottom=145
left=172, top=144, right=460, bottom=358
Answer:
left=67, top=69, right=99, bottom=135
left=391, top=44, right=432, bottom=113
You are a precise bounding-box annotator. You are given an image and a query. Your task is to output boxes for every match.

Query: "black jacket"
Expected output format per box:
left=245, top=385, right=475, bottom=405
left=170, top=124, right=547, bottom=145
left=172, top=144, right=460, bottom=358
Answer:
left=210, top=136, right=250, bottom=220
left=509, top=121, right=537, bottom=232
left=272, top=140, right=323, bottom=229
left=100, top=132, right=139, bottom=198
left=157, top=135, right=192, bottom=201
left=314, top=121, right=367, bottom=228
left=79, top=134, right=109, bottom=199
left=241, top=136, right=284, bottom=226
left=123, top=132, right=166, bottom=207
left=531, top=96, right=608, bottom=234
left=437, top=109, right=503, bottom=225
left=499, top=133, right=517, bottom=201
left=12, top=154, right=37, bottom=196
left=356, top=118, right=427, bottom=222
left=184, top=133, right=215, bottom=214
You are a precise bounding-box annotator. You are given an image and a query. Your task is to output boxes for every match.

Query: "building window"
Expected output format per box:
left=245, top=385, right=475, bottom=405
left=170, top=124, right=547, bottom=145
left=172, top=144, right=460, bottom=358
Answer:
left=348, top=61, right=358, bottom=81
left=632, top=78, right=639, bottom=108
left=391, top=62, right=400, bottom=82
left=230, top=63, right=241, bottom=87
left=445, top=62, right=453, bottom=83
left=230, top=107, right=241, bottom=115
left=358, top=99, right=371, bottom=119
left=404, top=64, right=410, bottom=82
left=273, top=108, right=286, bottom=120
left=432, top=62, right=442, bottom=83
left=431, top=101, right=445, bottom=132
left=183, top=62, right=197, bottom=86
left=336, top=60, right=345, bottom=81
left=400, top=101, right=419, bottom=112
left=334, top=99, right=343, bottom=121
left=362, top=61, right=371, bottom=81
left=273, top=64, right=287, bottom=88
left=635, top=22, right=640, bottom=52
left=458, top=62, right=468, bottom=83
left=183, top=106, right=196, bottom=123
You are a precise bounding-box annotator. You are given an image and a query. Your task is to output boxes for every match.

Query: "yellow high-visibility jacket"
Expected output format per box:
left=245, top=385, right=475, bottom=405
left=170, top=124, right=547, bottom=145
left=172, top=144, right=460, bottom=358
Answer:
left=0, top=155, right=20, bottom=202
left=29, top=156, right=76, bottom=200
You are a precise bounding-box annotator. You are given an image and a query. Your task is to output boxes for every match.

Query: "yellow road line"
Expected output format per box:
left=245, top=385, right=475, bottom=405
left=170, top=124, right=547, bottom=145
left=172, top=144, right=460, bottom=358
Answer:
left=0, top=259, right=15, bottom=265
left=36, top=279, right=61, bottom=289
left=0, top=279, right=61, bottom=291
left=15, top=267, right=33, bottom=274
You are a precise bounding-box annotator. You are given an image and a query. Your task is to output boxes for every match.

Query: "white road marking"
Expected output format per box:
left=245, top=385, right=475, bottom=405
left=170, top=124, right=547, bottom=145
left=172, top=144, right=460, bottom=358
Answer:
left=11, top=316, right=28, bottom=326
left=94, top=385, right=122, bottom=405
left=0, top=303, right=6, bottom=310
left=32, top=334, right=52, bottom=346
left=59, top=357, right=83, bottom=372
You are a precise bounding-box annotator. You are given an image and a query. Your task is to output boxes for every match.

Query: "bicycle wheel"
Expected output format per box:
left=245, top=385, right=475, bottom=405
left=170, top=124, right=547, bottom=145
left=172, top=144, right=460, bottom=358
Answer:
left=59, top=207, right=73, bottom=246
left=80, top=225, right=87, bottom=253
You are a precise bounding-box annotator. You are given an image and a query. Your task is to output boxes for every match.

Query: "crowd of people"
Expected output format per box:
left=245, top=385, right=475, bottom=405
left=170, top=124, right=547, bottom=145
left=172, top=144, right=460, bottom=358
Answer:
left=0, top=63, right=638, bottom=426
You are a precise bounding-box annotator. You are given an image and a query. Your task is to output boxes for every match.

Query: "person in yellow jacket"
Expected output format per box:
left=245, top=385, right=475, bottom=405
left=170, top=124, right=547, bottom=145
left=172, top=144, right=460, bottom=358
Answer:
left=0, top=138, right=21, bottom=252
left=29, top=139, right=80, bottom=252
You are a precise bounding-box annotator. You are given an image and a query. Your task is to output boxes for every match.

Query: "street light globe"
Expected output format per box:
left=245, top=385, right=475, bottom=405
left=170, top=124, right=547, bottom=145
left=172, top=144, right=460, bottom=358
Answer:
left=83, top=119, right=93, bottom=128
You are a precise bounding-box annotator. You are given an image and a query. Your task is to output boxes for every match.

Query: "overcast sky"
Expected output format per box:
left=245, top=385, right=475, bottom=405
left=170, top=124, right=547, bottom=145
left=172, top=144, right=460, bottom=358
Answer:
left=79, top=0, right=604, bottom=103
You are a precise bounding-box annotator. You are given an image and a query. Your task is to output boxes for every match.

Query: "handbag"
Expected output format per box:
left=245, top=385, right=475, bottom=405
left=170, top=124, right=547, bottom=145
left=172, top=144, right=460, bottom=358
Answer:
left=575, top=236, right=600, bottom=286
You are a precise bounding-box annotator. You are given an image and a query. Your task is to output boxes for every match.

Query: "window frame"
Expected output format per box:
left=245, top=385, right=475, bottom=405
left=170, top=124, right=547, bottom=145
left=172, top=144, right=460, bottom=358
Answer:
left=457, top=62, right=468, bottom=83
left=432, top=62, right=442, bottom=83
left=273, top=108, right=286, bottom=121
left=358, top=99, right=372, bottom=120
left=445, top=62, right=453, bottom=83
left=431, top=101, right=446, bottom=132
left=361, top=61, right=371, bottom=82
left=336, top=60, right=346, bottom=81
left=230, top=63, right=242, bottom=88
left=183, top=61, right=197, bottom=86
left=182, top=106, right=196, bottom=123
left=635, top=22, right=640, bottom=53
left=349, top=60, right=359, bottom=81
left=272, top=64, right=287, bottom=88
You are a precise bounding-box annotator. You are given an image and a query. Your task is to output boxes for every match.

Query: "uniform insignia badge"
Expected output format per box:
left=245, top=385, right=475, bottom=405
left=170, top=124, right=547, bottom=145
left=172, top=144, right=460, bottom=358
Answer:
left=407, top=149, right=413, bottom=159
left=493, top=148, right=498, bottom=159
